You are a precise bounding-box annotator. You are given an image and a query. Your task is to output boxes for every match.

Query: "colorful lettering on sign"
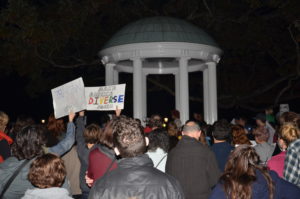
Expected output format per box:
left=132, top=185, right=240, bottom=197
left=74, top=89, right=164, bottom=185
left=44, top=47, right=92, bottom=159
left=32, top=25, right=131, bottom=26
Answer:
left=88, top=95, right=125, bottom=105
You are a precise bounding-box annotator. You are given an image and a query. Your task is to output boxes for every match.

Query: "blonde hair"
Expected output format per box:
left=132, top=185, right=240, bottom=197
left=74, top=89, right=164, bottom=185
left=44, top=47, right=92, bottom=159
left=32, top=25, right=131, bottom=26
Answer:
left=280, top=123, right=300, bottom=146
left=0, top=111, right=9, bottom=131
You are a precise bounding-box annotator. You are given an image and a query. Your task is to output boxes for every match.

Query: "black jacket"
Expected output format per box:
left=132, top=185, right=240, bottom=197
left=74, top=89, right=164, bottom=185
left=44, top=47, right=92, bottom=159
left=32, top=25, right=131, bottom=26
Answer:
left=89, top=154, right=184, bottom=199
left=166, top=135, right=220, bottom=199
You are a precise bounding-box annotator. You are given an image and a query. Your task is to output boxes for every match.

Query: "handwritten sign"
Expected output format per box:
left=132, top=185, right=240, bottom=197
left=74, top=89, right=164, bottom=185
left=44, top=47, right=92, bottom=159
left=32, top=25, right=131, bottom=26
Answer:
left=85, top=84, right=126, bottom=111
left=51, top=77, right=86, bottom=118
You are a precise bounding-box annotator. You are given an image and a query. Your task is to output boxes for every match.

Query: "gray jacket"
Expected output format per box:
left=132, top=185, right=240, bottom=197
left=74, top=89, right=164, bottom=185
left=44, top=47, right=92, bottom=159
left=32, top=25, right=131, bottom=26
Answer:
left=254, top=142, right=275, bottom=164
left=21, top=187, right=73, bottom=199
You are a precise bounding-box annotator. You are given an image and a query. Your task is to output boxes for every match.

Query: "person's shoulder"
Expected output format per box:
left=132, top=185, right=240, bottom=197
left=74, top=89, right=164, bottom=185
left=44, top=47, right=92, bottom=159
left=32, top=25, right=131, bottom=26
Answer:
left=209, top=183, right=226, bottom=199
left=0, top=156, right=20, bottom=168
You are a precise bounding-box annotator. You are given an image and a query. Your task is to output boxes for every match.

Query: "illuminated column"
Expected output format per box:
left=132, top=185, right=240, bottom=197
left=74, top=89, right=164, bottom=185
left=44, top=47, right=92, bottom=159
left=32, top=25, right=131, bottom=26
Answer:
left=203, top=68, right=210, bottom=123
left=179, top=57, right=190, bottom=123
left=133, top=58, right=143, bottom=120
left=207, top=62, right=218, bottom=123
left=105, top=63, right=115, bottom=86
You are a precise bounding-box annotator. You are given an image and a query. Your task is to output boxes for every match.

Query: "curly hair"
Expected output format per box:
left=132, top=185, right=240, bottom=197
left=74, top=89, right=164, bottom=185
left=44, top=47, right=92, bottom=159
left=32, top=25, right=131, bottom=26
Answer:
left=113, top=116, right=146, bottom=158
left=11, top=125, right=46, bottom=160
left=84, top=123, right=102, bottom=144
left=28, top=153, right=66, bottom=188
left=221, top=145, right=274, bottom=199
left=46, top=113, right=65, bottom=138
left=231, top=125, right=252, bottom=145
left=279, top=122, right=300, bottom=146
left=147, top=128, right=169, bottom=153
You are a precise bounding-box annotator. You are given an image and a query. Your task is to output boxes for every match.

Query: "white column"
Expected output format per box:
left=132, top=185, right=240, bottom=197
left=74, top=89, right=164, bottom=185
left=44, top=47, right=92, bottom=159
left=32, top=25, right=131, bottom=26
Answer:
left=142, top=73, right=147, bottom=120
left=203, top=68, right=210, bottom=124
left=179, top=57, right=190, bottom=123
left=133, top=58, right=143, bottom=120
left=105, top=63, right=115, bottom=86
left=207, top=62, right=218, bottom=123
left=113, top=69, right=119, bottom=85
left=175, top=73, right=180, bottom=112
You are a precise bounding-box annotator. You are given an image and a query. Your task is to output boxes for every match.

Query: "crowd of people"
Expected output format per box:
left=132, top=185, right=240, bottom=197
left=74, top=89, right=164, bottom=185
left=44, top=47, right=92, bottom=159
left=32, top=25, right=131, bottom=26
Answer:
left=0, top=107, right=300, bottom=199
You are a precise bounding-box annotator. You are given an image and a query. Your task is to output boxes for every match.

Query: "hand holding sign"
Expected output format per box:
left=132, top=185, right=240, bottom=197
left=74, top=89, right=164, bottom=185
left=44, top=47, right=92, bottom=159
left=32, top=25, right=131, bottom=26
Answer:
left=51, top=77, right=86, bottom=118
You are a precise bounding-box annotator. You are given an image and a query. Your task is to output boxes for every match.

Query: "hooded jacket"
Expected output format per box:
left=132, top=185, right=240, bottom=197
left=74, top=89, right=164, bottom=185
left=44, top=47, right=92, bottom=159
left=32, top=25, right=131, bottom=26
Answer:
left=22, top=187, right=73, bottom=199
left=88, top=154, right=184, bottom=199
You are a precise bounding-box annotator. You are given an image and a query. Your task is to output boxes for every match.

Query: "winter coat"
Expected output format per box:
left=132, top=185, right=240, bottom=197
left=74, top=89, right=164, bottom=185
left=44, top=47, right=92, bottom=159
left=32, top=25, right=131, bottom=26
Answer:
left=22, top=187, right=73, bottom=199
left=0, top=157, right=71, bottom=199
left=88, top=154, right=184, bottom=199
left=166, top=135, right=220, bottom=199
left=209, top=170, right=300, bottom=199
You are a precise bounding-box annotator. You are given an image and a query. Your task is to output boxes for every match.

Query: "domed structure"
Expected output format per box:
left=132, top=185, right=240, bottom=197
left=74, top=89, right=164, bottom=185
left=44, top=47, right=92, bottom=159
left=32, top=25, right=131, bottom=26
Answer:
left=102, top=17, right=219, bottom=49
left=99, top=17, right=222, bottom=124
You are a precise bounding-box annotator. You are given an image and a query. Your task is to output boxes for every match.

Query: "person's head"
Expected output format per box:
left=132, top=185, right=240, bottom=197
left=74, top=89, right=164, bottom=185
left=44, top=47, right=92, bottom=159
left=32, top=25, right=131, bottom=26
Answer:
left=182, top=121, right=201, bottom=140
left=279, top=112, right=300, bottom=126
left=171, top=110, right=180, bottom=119
left=11, top=125, right=46, bottom=160
left=99, top=120, right=115, bottom=149
left=212, top=120, right=231, bottom=142
left=0, top=111, right=9, bottom=132
left=28, top=153, right=66, bottom=188
left=113, top=116, right=148, bottom=158
left=47, top=113, right=65, bottom=138
left=221, top=145, right=274, bottom=199
left=235, top=116, right=247, bottom=127
left=12, top=115, right=35, bottom=134
left=231, top=125, right=252, bottom=145
left=254, top=113, right=266, bottom=127
left=167, top=121, right=178, bottom=137
left=253, top=126, right=269, bottom=144
left=265, top=106, right=273, bottom=115
left=148, top=114, right=162, bottom=129
left=84, top=123, right=102, bottom=147
left=147, top=128, right=169, bottom=153
left=279, top=122, right=300, bottom=147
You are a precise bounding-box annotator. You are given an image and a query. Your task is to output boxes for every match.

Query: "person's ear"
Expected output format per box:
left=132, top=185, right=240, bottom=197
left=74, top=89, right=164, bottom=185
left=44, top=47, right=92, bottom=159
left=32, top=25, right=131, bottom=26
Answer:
left=145, top=137, right=149, bottom=146
left=114, top=147, right=120, bottom=156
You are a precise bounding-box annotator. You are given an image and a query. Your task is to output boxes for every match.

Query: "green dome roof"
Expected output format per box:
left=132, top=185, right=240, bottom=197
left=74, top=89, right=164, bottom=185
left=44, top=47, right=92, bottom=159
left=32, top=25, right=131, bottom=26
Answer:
left=102, top=17, right=219, bottom=49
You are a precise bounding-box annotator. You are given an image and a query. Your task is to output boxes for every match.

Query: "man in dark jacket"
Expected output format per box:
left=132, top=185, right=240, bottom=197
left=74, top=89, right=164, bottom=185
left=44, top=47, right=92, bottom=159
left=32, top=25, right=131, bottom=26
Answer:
left=166, top=121, right=220, bottom=199
left=89, top=116, right=184, bottom=199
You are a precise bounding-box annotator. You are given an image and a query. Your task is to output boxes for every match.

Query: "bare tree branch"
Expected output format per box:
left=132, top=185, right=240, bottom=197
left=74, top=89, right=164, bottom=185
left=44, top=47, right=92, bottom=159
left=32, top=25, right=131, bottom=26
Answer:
left=202, top=0, right=213, bottom=17
left=35, top=47, right=100, bottom=69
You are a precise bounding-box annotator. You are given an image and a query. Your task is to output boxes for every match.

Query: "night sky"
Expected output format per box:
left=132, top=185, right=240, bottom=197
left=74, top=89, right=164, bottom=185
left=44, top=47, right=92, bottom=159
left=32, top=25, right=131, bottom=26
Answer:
left=0, top=0, right=299, bottom=123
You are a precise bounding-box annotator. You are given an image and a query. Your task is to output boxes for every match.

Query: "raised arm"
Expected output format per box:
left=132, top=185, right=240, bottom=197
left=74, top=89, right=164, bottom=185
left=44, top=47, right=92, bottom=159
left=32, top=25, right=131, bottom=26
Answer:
left=48, top=112, right=76, bottom=156
left=76, top=111, right=87, bottom=146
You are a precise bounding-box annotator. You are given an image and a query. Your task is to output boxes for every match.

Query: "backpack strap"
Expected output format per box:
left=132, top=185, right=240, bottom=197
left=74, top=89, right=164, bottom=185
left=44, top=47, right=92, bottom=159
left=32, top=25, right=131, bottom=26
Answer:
left=0, top=159, right=29, bottom=198
left=155, top=154, right=167, bottom=168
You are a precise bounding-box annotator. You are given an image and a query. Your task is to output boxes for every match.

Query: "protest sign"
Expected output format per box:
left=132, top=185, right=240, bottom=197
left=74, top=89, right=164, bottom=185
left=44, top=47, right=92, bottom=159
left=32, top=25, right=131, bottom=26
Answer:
left=51, top=77, right=86, bottom=118
left=280, top=104, right=289, bottom=114
left=85, top=84, right=126, bottom=111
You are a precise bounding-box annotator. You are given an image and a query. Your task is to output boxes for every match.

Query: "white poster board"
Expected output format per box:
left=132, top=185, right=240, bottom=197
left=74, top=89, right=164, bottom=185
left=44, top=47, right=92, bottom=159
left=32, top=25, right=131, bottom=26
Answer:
left=85, top=84, right=126, bottom=111
left=51, top=77, right=86, bottom=118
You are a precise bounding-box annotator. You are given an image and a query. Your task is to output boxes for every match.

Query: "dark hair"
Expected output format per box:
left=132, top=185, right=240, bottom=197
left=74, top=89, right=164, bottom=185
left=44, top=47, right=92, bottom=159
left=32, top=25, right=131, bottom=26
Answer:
left=148, top=114, right=162, bottom=128
left=212, top=120, right=231, bottom=140
left=171, top=110, right=180, bottom=119
left=28, top=153, right=66, bottom=188
left=147, top=128, right=169, bottom=153
left=99, top=120, right=114, bottom=148
left=113, top=116, right=146, bottom=158
left=47, top=113, right=65, bottom=138
left=84, top=123, right=102, bottom=144
left=11, top=125, right=46, bottom=160
left=221, top=145, right=274, bottom=199
left=12, top=115, right=35, bottom=135
left=231, top=125, right=252, bottom=145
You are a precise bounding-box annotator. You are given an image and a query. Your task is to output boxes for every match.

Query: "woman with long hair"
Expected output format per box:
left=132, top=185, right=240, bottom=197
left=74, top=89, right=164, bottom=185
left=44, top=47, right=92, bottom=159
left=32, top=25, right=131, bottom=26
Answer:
left=210, top=145, right=300, bottom=199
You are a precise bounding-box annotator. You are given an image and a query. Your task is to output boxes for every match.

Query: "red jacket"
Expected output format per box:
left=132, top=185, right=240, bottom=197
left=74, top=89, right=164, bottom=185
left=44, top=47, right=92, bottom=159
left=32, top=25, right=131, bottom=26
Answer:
left=88, top=145, right=117, bottom=186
